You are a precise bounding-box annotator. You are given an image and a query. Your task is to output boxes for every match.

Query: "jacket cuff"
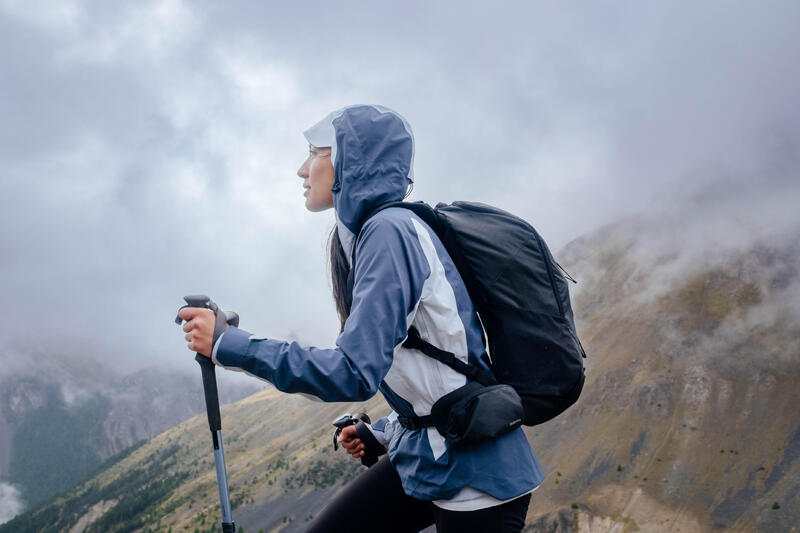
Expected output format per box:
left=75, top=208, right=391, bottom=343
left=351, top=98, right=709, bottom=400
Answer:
left=370, top=416, right=394, bottom=446
left=210, top=331, right=225, bottom=365
left=211, top=326, right=253, bottom=368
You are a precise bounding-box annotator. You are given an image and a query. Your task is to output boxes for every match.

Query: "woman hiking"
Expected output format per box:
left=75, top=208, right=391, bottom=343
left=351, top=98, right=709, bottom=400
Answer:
left=178, top=104, right=545, bottom=532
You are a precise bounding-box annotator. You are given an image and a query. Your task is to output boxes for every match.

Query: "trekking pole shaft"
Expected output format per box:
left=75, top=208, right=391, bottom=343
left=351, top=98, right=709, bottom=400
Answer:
left=213, top=429, right=234, bottom=529
left=196, top=354, right=235, bottom=532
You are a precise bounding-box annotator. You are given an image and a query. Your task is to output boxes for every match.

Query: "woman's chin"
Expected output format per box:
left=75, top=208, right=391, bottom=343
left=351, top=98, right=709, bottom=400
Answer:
left=305, top=199, right=328, bottom=213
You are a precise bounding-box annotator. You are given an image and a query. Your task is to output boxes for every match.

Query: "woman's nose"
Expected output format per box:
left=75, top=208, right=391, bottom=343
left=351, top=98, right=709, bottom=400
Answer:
left=297, top=162, right=308, bottom=179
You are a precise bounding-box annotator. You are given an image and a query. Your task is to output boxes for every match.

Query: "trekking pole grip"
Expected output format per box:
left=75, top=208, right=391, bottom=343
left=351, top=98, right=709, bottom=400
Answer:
left=196, top=353, right=222, bottom=433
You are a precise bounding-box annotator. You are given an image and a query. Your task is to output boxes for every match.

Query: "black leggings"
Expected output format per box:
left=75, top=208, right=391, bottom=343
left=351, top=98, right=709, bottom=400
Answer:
left=306, top=456, right=531, bottom=533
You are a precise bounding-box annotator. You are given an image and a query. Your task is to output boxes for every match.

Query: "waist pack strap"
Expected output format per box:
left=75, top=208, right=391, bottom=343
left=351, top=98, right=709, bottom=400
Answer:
left=403, top=327, right=497, bottom=387
left=397, top=413, right=439, bottom=430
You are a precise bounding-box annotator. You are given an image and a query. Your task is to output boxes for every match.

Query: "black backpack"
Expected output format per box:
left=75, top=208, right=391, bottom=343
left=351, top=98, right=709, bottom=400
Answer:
left=349, top=201, right=586, bottom=442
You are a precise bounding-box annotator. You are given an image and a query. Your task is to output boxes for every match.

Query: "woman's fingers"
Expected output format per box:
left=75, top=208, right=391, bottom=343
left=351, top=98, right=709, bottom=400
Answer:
left=338, top=425, right=366, bottom=458
left=346, top=444, right=365, bottom=458
left=339, top=425, right=359, bottom=447
left=345, top=441, right=364, bottom=453
left=178, top=309, right=215, bottom=357
left=341, top=437, right=362, bottom=451
left=347, top=442, right=365, bottom=458
left=339, top=425, right=358, bottom=439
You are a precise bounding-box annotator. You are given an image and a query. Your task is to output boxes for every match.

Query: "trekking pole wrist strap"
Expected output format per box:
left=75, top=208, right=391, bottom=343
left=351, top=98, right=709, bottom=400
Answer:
left=354, top=420, right=386, bottom=467
left=211, top=306, right=229, bottom=347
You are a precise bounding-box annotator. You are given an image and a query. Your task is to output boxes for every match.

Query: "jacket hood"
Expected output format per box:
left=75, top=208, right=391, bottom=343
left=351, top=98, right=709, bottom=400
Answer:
left=303, top=104, right=415, bottom=263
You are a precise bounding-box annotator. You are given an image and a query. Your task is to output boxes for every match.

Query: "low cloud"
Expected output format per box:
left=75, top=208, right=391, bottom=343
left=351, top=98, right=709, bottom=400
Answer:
left=0, top=483, right=24, bottom=525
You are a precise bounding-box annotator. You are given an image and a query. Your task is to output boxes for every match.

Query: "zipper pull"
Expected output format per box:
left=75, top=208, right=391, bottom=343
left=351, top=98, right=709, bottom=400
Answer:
left=555, top=261, right=577, bottom=284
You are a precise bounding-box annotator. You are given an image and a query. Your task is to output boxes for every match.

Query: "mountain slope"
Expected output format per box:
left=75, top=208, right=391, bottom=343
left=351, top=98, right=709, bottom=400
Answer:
left=0, top=388, right=389, bottom=533
left=522, top=217, right=800, bottom=532
left=0, top=357, right=261, bottom=512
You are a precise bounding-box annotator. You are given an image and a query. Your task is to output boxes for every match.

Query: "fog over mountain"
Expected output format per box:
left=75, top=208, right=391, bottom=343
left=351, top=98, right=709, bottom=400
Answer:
left=2, top=0, right=799, bottom=377
left=0, top=484, right=22, bottom=526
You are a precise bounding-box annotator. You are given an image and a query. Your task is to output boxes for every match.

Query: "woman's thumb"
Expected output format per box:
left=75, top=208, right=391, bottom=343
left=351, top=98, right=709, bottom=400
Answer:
left=338, top=424, right=358, bottom=441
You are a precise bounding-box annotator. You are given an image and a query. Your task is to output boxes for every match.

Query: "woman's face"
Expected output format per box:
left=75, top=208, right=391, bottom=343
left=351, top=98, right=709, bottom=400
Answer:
left=297, top=144, right=335, bottom=212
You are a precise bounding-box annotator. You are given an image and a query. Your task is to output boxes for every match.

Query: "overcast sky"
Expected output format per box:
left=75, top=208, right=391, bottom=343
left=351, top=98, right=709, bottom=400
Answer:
left=1, top=0, right=799, bottom=373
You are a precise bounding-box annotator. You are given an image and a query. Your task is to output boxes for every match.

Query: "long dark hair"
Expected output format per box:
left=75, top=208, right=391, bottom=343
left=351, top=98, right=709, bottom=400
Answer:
left=328, top=226, right=351, bottom=333
left=328, top=184, right=413, bottom=332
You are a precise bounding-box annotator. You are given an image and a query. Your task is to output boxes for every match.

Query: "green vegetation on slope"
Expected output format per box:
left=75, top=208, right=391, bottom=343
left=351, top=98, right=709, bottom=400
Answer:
left=283, top=455, right=362, bottom=490
left=7, top=382, right=110, bottom=506
left=0, top=444, right=186, bottom=533
left=672, top=268, right=762, bottom=331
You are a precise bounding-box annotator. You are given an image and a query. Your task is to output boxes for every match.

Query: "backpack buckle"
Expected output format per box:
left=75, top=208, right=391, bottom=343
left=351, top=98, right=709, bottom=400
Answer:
left=397, top=415, right=421, bottom=430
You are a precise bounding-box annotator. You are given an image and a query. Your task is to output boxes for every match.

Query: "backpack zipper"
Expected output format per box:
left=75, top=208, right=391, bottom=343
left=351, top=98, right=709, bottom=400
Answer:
left=555, top=261, right=577, bottom=284
left=531, top=231, right=564, bottom=316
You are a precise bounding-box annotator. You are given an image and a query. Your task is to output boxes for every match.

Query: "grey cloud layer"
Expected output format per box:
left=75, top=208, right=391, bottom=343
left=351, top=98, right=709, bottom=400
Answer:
left=1, top=0, right=799, bottom=370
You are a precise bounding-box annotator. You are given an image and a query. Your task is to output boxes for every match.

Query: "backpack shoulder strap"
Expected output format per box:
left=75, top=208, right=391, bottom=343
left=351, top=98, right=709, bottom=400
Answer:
left=403, top=327, right=497, bottom=386
left=346, top=201, right=438, bottom=302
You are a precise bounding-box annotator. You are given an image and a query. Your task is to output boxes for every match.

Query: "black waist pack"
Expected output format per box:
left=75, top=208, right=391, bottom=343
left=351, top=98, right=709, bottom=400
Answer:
left=430, top=382, right=524, bottom=448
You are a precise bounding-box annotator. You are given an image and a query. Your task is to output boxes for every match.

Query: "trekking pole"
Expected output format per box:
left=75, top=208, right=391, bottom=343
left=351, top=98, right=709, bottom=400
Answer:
left=176, top=295, right=238, bottom=533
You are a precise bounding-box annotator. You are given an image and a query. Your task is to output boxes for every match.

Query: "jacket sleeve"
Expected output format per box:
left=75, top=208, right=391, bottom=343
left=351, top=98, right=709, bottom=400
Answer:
left=213, top=213, right=431, bottom=402
left=369, top=412, right=399, bottom=447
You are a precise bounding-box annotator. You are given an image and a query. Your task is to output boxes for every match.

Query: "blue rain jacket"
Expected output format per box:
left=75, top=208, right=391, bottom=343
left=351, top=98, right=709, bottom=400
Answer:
left=213, top=105, right=544, bottom=502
